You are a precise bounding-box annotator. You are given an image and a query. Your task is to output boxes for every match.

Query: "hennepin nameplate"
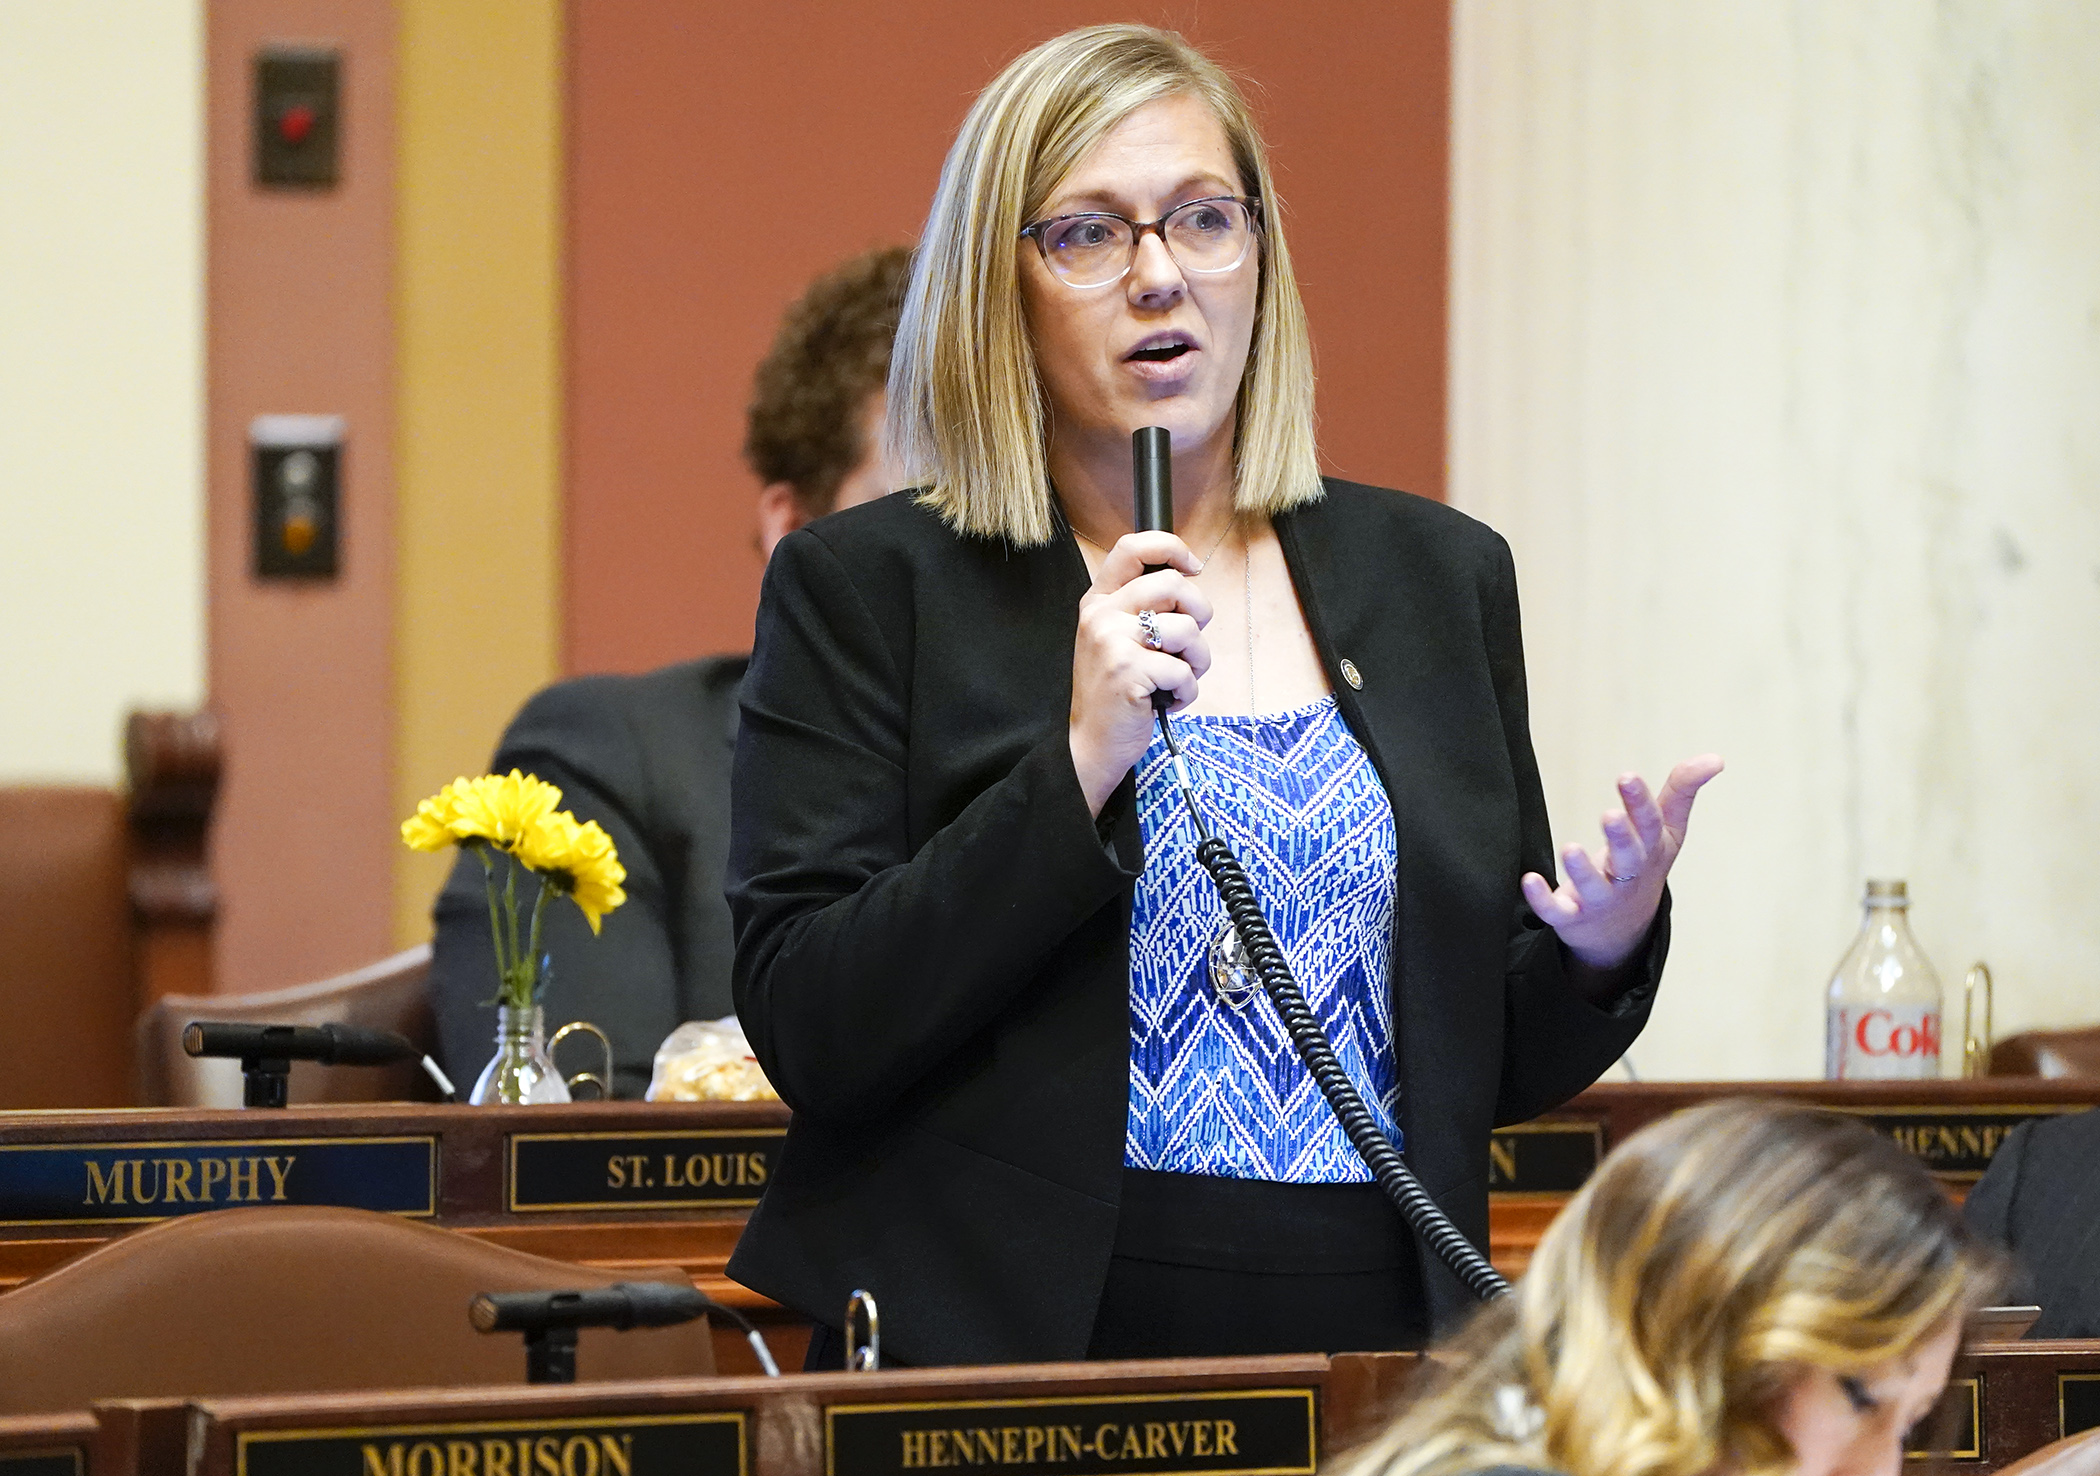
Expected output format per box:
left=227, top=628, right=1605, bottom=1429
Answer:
left=0, top=1136, right=436, bottom=1226
left=507, top=1129, right=785, bottom=1212
left=1835, top=1105, right=2084, bottom=1180
left=825, top=1389, right=1317, bottom=1476
left=235, top=1410, right=747, bottom=1476
left=1486, top=1122, right=1602, bottom=1194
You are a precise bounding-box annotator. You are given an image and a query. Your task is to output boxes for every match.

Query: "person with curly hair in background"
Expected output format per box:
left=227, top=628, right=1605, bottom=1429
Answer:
left=1336, top=1099, right=2003, bottom=1476
left=431, top=246, right=912, bottom=1099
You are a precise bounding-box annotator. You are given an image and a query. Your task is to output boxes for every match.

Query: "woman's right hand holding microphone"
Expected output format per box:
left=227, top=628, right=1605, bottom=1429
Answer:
left=1069, top=531, right=1213, bottom=817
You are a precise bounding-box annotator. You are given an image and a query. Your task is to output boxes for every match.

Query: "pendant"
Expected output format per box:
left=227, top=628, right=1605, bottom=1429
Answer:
left=1207, top=919, right=1260, bottom=1010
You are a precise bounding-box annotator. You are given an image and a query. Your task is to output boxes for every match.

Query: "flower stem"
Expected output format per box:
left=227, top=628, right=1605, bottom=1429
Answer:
left=524, top=871, right=552, bottom=1002
left=473, top=841, right=509, bottom=981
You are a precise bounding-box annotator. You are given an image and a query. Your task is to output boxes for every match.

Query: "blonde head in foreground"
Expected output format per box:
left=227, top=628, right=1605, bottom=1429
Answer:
left=888, top=22, right=1321, bottom=546
left=1342, top=1100, right=2002, bottom=1476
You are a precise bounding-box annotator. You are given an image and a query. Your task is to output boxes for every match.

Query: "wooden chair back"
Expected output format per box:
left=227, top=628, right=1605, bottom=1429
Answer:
left=1993, top=1026, right=2100, bottom=1078
left=0, top=710, right=218, bottom=1108
left=134, top=945, right=438, bottom=1106
left=0, top=1205, right=714, bottom=1415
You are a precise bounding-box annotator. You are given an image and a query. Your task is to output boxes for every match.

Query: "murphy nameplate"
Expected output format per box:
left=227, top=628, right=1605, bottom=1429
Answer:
left=1838, top=1105, right=2087, bottom=1180
left=508, top=1130, right=785, bottom=1212
left=1487, top=1122, right=1603, bottom=1195
left=0, top=1136, right=436, bottom=1227
left=826, top=1388, right=1317, bottom=1476
left=0, top=1451, right=83, bottom=1476
left=235, top=1411, right=747, bottom=1476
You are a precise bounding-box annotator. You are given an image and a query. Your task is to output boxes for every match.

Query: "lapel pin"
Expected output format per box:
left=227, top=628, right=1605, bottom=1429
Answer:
left=1339, top=658, right=1363, bottom=690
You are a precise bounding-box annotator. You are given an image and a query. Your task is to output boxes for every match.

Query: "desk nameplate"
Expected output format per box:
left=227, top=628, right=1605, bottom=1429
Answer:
left=0, top=1452, right=82, bottom=1476
left=508, top=1129, right=786, bottom=1212
left=2062, top=1374, right=2100, bottom=1440
left=825, top=1388, right=1318, bottom=1476
left=1833, top=1105, right=2089, bottom=1181
left=234, top=1410, right=748, bottom=1476
left=0, top=1136, right=436, bottom=1227
left=1904, top=1377, right=1980, bottom=1462
left=1487, top=1122, right=1604, bottom=1196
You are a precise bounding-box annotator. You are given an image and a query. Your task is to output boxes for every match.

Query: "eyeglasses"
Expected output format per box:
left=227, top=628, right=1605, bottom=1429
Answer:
left=1018, top=196, right=1261, bottom=289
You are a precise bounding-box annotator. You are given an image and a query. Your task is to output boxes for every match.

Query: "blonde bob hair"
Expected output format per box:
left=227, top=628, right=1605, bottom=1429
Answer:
left=888, top=24, right=1322, bottom=546
left=1340, top=1100, right=2003, bottom=1476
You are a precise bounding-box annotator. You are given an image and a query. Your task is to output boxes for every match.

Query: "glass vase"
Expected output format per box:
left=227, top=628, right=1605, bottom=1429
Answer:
left=470, top=1004, right=573, bottom=1105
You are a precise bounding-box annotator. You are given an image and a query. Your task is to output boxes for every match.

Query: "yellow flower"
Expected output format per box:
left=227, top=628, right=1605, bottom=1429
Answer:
left=399, top=771, right=564, bottom=853
left=514, top=809, right=627, bottom=933
left=400, top=785, right=461, bottom=852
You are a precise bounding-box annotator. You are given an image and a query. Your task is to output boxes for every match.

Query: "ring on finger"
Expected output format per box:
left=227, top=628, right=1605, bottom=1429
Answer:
left=1605, top=868, right=1639, bottom=886
left=1137, top=609, right=1164, bottom=651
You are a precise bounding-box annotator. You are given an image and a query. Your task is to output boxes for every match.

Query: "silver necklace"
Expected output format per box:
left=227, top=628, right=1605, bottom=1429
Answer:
left=1071, top=516, right=1238, bottom=569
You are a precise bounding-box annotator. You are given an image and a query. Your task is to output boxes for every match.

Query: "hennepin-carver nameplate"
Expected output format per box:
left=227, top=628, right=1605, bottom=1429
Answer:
left=0, top=1136, right=436, bottom=1226
left=825, top=1389, right=1318, bottom=1476
left=507, top=1129, right=786, bottom=1212
left=234, top=1411, right=748, bottom=1476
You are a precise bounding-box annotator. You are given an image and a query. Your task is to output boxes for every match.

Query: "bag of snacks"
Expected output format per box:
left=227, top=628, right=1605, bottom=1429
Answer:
left=645, top=1016, right=780, bottom=1102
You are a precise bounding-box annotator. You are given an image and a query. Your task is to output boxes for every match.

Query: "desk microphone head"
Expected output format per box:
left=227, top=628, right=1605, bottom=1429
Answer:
left=182, top=1020, right=417, bottom=1067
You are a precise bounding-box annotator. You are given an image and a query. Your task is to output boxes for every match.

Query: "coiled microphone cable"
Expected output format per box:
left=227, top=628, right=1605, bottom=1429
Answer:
left=1157, top=714, right=1508, bottom=1303
left=1129, top=424, right=1508, bottom=1303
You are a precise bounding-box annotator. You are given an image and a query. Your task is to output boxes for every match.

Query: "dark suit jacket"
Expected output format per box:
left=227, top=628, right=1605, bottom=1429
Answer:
left=1964, top=1106, right=2100, bottom=1337
left=725, top=481, right=1665, bottom=1365
left=430, top=657, right=746, bottom=1099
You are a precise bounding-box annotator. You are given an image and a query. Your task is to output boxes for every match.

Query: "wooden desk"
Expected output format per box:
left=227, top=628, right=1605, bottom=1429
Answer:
left=179, top=1354, right=1374, bottom=1476
left=1, top=1081, right=2092, bottom=1367
left=62, top=1340, right=2100, bottom=1476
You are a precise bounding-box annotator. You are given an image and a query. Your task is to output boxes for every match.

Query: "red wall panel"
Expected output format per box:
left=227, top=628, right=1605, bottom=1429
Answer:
left=565, top=1, right=1448, bottom=672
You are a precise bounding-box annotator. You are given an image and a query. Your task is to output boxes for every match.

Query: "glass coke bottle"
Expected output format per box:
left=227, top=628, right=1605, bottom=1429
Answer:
left=1825, top=879, right=1943, bottom=1079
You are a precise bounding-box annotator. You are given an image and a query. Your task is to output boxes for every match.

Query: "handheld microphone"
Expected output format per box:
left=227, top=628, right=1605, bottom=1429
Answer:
left=1132, top=426, right=1174, bottom=714
left=183, top=1021, right=417, bottom=1067
left=471, top=1281, right=781, bottom=1382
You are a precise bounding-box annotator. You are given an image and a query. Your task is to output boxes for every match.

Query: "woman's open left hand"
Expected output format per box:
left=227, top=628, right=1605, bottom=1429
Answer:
left=1521, top=754, right=1725, bottom=973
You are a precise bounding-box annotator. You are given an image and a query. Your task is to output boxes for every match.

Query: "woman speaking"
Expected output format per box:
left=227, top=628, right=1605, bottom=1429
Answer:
left=727, top=24, right=1722, bottom=1367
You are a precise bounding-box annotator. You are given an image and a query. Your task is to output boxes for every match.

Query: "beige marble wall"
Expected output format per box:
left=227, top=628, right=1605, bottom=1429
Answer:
left=1451, top=3, right=2100, bottom=1078
left=0, top=3, right=205, bottom=783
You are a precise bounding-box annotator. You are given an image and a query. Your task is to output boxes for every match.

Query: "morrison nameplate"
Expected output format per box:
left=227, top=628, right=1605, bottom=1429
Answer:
left=0, top=1136, right=436, bottom=1227
left=507, top=1129, right=786, bottom=1212
left=825, top=1389, right=1318, bottom=1476
left=234, top=1411, right=748, bottom=1476
left=1486, top=1122, right=1604, bottom=1195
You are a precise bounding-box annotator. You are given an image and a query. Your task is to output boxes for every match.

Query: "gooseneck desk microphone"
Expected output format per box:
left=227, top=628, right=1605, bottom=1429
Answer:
left=1129, top=426, right=1509, bottom=1303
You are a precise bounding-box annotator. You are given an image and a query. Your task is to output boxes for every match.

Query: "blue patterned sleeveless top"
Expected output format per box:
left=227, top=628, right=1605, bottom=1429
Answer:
left=1125, top=695, right=1401, bottom=1181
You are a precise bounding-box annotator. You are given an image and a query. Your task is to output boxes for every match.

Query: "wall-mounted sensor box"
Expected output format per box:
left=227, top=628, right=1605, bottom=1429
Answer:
left=251, top=415, right=344, bottom=580
left=254, top=46, right=340, bottom=188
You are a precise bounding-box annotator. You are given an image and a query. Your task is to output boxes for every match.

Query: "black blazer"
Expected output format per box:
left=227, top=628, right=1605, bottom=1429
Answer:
left=1963, top=1106, right=2100, bottom=1337
left=726, top=480, right=1664, bottom=1364
left=430, top=657, right=746, bottom=1098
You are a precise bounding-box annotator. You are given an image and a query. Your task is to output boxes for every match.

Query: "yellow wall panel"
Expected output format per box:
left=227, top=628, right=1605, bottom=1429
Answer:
left=393, top=0, right=564, bottom=944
